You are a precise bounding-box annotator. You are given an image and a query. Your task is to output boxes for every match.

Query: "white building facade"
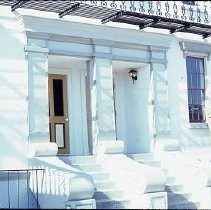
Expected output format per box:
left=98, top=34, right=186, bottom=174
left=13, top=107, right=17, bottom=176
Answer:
left=1, top=1, right=211, bottom=209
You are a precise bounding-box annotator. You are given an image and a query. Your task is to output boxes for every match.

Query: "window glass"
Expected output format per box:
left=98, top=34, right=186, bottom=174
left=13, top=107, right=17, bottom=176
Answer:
left=182, top=1, right=196, bottom=6
left=53, top=79, right=64, bottom=116
left=186, top=56, right=205, bottom=122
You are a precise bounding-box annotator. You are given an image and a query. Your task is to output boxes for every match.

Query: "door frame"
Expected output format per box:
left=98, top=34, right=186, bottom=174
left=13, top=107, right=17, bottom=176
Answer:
left=48, top=74, right=69, bottom=154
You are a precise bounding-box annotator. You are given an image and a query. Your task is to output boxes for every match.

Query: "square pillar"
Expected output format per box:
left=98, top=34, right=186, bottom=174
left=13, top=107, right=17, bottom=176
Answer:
left=87, top=58, right=116, bottom=154
left=26, top=45, right=50, bottom=143
left=152, top=62, right=171, bottom=139
left=95, top=58, right=116, bottom=140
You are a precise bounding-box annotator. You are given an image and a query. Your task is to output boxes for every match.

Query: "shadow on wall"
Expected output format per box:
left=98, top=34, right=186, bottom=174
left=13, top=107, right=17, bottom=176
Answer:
left=0, top=14, right=28, bottom=169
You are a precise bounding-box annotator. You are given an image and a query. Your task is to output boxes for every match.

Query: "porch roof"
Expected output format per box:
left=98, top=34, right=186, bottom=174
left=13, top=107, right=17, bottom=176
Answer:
left=1, top=0, right=211, bottom=38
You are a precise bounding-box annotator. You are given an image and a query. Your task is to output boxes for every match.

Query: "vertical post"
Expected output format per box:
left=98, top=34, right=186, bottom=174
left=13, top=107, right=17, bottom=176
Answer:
left=152, top=62, right=171, bottom=138
left=86, top=60, right=99, bottom=154
left=18, top=171, right=19, bottom=209
left=87, top=57, right=116, bottom=154
left=149, top=47, right=171, bottom=145
left=8, top=171, right=10, bottom=209
left=95, top=58, right=116, bottom=141
left=27, top=170, right=29, bottom=209
left=25, top=45, right=50, bottom=144
left=36, top=169, right=39, bottom=209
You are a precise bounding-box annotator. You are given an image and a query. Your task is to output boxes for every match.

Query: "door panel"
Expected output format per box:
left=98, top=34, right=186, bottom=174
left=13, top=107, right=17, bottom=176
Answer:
left=48, top=74, right=69, bottom=154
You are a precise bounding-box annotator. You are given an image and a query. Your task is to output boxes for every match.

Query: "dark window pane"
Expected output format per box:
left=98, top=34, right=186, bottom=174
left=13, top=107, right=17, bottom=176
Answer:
left=188, top=90, right=192, bottom=104
left=186, top=56, right=205, bottom=122
left=182, top=1, right=195, bottom=6
left=197, top=58, right=204, bottom=74
left=191, top=73, right=197, bottom=88
left=191, top=90, right=198, bottom=104
left=53, top=79, right=64, bottom=116
left=199, top=74, right=205, bottom=89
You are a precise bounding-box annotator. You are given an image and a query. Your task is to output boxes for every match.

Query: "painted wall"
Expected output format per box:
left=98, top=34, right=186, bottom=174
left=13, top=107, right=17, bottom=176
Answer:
left=114, top=65, right=151, bottom=154
left=167, top=36, right=211, bottom=148
left=0, top=6, right=28, bottom=169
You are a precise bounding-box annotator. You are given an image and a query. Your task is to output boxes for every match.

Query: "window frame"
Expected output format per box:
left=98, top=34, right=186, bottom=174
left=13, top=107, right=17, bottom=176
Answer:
left=186, top=55, right=206, bottom=123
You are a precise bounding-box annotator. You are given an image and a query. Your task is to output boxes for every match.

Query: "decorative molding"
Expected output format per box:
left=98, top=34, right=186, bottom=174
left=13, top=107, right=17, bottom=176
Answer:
left=25, top=45, right=49, bottom=53
left=26, top=31, right=166, bottom=52
left=189, top=123, right=209, bottom=129
left=179, top=41, right=211, bottom=60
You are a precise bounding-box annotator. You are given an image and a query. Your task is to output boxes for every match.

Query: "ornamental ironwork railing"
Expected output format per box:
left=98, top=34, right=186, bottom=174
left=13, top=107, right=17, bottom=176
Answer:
left=77, top=0, right=211, bottom=24
left=0, top=1, right=211, bottom=37
left=78, top=1, right=210, bottom=24
left=0, top=1, right=210, bottom=25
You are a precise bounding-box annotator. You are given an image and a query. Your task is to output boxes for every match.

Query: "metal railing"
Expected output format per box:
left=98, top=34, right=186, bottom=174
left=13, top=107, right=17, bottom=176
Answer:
left=0, top=168, right=44, bottom=209
left=83, top=1, right=211, bottom=24
left=0, top=1, right=210, bottom=25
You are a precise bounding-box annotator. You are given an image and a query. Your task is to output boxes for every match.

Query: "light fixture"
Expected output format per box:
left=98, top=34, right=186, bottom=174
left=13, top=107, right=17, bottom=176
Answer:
left=128, top=69, right=138, bottom=84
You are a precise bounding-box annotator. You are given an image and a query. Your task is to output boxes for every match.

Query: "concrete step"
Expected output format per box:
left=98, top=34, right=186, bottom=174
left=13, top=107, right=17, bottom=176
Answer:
left=88, top=171, right=110, bottom=181
left=162, top=167, right=169, bottom=175
left=165, top=184, right=184, bottom=192
left=72, top=164, right=103, bottom=172
left=95, top=181, right=117, bottom=190
left=96, top=199, right=130, bottom=209
left=128, top=153, right=154, bottom=161
left=66, top=155, right=98, bottom=164
left=138, top=160, right=161, bottom=167
left=166, top=176, right=177, bottom=184
left=94, top=189, right=124, bottom=200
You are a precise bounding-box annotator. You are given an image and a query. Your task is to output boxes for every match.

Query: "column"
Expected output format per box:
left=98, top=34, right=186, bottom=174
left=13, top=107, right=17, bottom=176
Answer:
left=95, top=57, right=116, bottom=141
left=150, top=48, right=171, bottom=141
left=87, top=57, right=116, bottom=154
left=26, top=44, right=57, bottom=156
left=152, top=62, right=171, bottom=138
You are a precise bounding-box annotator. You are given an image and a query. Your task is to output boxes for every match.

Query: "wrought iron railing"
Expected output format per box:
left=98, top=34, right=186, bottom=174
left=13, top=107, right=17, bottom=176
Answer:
left=0, top=1, right=210, bottom=25
left=83, top=1, right=211, bottom=24
left=0, top=169, right=44, bottom=209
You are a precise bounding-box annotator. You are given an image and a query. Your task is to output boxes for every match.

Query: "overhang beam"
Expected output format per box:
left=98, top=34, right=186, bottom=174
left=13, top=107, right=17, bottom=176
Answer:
left=170, top=23, right=192, bottom=34
left=203, top=33, right=211, bottom=39
left=139, top=18, right=161, bottom=29
left=101, top=11, right=125, bottom=24
left=59, top=3, right=80, bottom=18
left=11, top=0, right=29, bottom=11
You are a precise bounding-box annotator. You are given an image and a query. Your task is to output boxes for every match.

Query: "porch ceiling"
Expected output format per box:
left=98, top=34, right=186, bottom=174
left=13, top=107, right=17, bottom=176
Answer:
left=1, top=0, right=211, bottom=38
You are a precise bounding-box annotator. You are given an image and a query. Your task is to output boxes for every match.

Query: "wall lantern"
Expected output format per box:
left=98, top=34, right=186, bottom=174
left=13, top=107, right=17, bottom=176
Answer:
left=128, top=69, right=138, bottom=84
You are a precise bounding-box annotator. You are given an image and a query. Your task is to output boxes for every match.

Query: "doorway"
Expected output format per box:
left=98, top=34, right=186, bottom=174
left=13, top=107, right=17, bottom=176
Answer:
left=48, top=74, right=69, bottom=154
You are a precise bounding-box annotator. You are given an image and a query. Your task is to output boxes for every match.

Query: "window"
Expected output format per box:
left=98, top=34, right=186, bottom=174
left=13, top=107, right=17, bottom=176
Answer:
left=186, top=56, right=205, bottom=123
left=182, top=1, right=196, bottom=6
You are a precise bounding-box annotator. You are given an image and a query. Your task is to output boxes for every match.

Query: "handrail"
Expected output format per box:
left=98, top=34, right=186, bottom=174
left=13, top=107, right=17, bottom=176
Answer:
left=0, top=168, right=44, bottom=209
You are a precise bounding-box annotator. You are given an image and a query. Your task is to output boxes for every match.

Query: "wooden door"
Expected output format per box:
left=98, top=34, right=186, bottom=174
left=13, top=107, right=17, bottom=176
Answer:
left=48, top=74, right=69, bottom=154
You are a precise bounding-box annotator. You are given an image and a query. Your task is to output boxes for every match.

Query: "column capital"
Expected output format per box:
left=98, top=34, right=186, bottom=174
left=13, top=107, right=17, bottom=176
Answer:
left=25, top=45, right=49, bottom=54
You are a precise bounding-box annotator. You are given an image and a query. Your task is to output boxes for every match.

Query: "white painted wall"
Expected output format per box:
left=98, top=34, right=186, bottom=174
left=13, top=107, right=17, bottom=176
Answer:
left=0, top=7, right=28, bottom=169
left=114, top=65, right=151, bottom=154
left=167, top=37, right=211, bottom=148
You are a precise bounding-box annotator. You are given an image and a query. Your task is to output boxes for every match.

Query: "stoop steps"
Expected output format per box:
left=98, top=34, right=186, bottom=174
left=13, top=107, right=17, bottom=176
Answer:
left=128, top=153, right=201, bottom=209
left=59, top=155, right=131, bottom=209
